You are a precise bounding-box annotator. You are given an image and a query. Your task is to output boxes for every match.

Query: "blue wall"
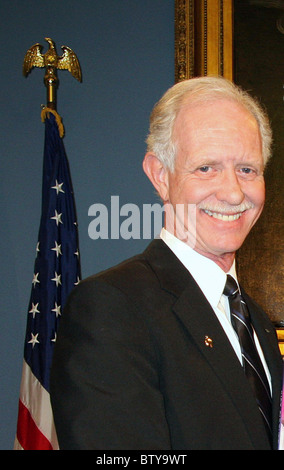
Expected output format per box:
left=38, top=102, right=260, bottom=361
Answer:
left=0, top=0, right=174, bottom=449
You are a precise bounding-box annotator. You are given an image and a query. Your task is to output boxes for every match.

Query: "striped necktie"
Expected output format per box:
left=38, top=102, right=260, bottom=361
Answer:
left=223, top=275, right=272, bottom=442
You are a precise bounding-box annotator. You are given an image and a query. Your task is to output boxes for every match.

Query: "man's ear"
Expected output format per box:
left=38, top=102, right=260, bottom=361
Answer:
left=143, top=153, right=170, bottom=202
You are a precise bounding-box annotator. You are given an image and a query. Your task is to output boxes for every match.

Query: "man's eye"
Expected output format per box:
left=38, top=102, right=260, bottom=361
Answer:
left=238, top=167, right=260, bottom=180
left=241, top=167, right=253, bottom=174
left=199, top=166, right=211, bottom=173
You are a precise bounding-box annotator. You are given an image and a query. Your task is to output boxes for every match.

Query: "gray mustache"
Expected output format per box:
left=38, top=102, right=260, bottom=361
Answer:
left=198, top=202, right=254, bottom=214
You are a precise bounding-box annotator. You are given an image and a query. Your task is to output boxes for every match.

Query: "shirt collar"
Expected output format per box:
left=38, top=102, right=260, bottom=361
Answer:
left=160, top=228, right=237, bottom=308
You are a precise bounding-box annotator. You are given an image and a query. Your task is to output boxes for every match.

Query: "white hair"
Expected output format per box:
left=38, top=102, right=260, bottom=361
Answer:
left=146, top=76, right=273, bottom=172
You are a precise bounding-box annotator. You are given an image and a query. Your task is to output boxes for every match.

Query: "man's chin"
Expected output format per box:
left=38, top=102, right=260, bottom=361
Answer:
left=194, top=234, right=249, bottom=258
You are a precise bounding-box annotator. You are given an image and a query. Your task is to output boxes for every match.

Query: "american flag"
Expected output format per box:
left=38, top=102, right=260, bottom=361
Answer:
left=14, top=109, right=81, bottom=450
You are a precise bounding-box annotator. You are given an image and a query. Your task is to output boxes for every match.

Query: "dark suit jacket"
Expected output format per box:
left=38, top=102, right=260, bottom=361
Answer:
left=50, top=239, right=283, bottom=450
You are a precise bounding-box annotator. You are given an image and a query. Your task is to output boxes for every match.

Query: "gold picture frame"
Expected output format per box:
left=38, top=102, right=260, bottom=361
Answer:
left=175, top=0, right=233, bottom=82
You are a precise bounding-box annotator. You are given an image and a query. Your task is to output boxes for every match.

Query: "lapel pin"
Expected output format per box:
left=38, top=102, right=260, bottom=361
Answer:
left=205, top=336, right=213, bottom=348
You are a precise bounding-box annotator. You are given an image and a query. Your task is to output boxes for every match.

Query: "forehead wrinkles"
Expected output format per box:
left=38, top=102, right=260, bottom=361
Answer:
left=172, top=99, right=261, bottom=157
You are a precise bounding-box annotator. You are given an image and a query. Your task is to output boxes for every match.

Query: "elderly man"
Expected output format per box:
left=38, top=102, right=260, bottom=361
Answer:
left=50, top=77, right=282, bottom=450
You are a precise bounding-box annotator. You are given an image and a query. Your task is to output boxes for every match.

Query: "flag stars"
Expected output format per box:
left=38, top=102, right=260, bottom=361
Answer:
left=28, top=333, right=39, bottom=348
left=52, top=302, right=61, bottom=318
left=50, top=210, right=63, bottom=226
left=29, top=302, right=40, bottom=319
left=51, top=180, right=64, bottom=195
left=51, top=332, right=57, bottom=343
left=32, top=273, right=40, bottom=288
left=51, top=272, right=61, bottom=287
left=51, top=241, right=62, bottom=257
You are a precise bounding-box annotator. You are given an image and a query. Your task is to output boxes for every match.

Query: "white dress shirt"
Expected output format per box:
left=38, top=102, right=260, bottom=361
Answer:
left=160, top=228, right=271, bottom=392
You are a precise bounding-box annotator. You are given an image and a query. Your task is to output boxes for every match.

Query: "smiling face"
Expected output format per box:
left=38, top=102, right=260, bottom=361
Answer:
left=144, top=98, right=265, bottom=271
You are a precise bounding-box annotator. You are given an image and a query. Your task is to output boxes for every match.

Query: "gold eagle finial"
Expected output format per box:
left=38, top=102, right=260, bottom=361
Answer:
left=23, top=37, right=82, bottom=81
left=23, top=38, right=81, bottom=109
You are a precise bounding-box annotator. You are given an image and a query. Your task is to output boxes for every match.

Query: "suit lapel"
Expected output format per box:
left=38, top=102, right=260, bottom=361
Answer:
left=172, top=280, right=272, bottom=448
left=144, top=239, right=276, bottom=448
left=242, top=292, right=283, bottom=448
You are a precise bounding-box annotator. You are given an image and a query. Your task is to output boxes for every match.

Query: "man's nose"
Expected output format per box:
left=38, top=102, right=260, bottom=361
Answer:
left=215, top=169, right=245, bottom=206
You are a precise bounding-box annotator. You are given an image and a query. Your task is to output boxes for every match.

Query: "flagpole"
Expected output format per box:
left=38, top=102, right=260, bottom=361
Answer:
left=15, top=37, right=82, bottom=450
left=44, top=67, right=58, bottom=110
